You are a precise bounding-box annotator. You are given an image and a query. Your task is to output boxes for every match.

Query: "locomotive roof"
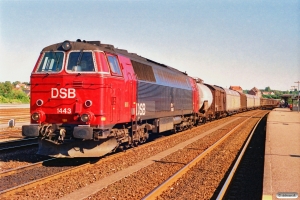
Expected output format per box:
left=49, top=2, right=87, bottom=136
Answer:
left=42, top=40, right=187, bottom=76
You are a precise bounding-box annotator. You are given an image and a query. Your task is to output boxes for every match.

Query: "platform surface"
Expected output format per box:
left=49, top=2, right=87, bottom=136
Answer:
left=262, top=108, right=300, bottom=200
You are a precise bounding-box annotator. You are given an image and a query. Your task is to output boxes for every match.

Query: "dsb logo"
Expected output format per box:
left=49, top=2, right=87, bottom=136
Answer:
left=51, top=88, right=76, bottom=98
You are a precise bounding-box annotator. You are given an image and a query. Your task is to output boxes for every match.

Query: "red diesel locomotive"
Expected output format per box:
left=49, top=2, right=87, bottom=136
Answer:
left=22, top=40, right=201, bottom=157
left=22, top=39, right=279, bottom=157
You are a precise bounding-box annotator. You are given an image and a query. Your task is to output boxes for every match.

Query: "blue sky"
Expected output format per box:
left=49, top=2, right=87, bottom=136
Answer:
left=0, top=0, right=299, bottom=91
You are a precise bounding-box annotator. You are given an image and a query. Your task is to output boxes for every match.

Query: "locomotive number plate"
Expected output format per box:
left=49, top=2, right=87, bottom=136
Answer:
left=57, top=108, right=72, bottom=114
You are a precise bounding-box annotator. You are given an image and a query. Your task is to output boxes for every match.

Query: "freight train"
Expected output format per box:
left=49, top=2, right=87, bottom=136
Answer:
left=22, top=40, right=279, bottom=157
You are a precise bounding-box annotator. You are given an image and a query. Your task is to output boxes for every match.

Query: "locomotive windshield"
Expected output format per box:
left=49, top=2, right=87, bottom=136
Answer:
left=36, top=51, right=64, bottom=72
left=67, top=51, right=95, bottom=72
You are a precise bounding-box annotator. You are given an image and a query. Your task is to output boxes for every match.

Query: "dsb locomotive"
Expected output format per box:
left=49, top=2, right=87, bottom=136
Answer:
left=22, top=40, right=279, bottom=157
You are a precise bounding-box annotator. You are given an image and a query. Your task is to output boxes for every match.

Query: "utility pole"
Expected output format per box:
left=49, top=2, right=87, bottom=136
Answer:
left=291, top=86, right=297, bottom=91
left=295, top=81, right=300, bottom=112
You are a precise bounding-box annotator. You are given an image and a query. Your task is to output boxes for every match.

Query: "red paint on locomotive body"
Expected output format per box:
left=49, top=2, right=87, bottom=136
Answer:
left=29, top=46, right=137, bottom=129
left=23, top=40, right=141, bottom=156
left=189, top=77, right=199, bottom=113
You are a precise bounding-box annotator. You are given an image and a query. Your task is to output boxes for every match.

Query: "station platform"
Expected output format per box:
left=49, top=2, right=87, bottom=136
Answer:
left=0, top=103, right=29, bottom=109
left=262, top=108, right=300, bottom=200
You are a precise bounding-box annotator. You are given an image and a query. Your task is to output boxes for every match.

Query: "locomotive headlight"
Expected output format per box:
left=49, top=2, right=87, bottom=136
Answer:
left=31, top=111, right=46, bottom=123
left=62, top=40, right=72, bottom=51
left=80, top=112, right=95, bottom=123
left=31, top=112, right=40, bottom=121
left=81, top=114, right=90, bottom=122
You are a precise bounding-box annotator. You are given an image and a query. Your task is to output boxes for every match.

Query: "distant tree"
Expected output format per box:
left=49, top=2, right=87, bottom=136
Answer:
left=11, top=90, right=30, bottom=103
left=263, top=94, right=272, bottom=99
left=22, top=82, right=30, bottom=85
left=275, top=90, right=283, bottom=96
left=265, top=86, right=271, bottom=92
left=0, top=81, right=13, bottom=98
left=12, top=81, right=21, bottom=86
left=0, top=81, right=29, bottom=103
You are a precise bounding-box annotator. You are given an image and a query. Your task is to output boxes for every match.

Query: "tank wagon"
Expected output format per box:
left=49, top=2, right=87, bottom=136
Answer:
left=194, top=79, right=213, bottom=123
left=22, top=39, right=279, bottom=157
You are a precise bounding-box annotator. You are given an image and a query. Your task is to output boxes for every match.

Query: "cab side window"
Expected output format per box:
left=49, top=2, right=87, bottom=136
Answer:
left=107, top=55, right=122, bottom=76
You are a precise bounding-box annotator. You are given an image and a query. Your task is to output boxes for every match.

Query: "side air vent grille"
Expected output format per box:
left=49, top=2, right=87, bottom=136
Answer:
left=131, top=60, right=156, bottom=82
left=73, top=81, right=83, bottom=87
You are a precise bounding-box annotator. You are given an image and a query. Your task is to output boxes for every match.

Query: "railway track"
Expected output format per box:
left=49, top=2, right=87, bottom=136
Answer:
left=0, top=108, right=29, bottom=124
left=143, top=114, right=257, bottom=199
left=0, top=108, right=29, bottom=114
left=0, top=108, right=30, bottom=140
left=0, top=110, right=268, bottom=199
left=84, top=110, right=268, bottom=200
left=0, top=138, right=38, bottom=152
left=141, top=111, right=266, bottom=199
left=217, top=114, right=268, bottom=199
left=0, top=158, right=96, bottom=197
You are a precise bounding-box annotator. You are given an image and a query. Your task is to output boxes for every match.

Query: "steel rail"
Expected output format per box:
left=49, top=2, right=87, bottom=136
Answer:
left=216, top=113, right=266, bottom=199
left=142, top=112, right=262, bottom=200
left=0, top=162, right=92, bottom=197
left=0, top=158, right=56, bottom=178
left=0, top=137, right=36, bottom=145
left=0, top=139, right=38, bottom=152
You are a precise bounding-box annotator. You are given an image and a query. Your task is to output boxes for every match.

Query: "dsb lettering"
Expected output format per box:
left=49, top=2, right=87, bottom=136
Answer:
left=51, top=88, right=76, bottom=98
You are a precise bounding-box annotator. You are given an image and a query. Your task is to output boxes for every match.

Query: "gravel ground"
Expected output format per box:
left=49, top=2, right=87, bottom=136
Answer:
left=84, top=117, right=257, bottom=199
left=158, top=118, right=259, bottom=200
left=0, top=158, right=90, bottom=191
left=0, top=116, right=241, bottom=200
left=223, top=115, right=267, bottom=199
left=0, top=107, right=30, bottom=133
left=0, top=110, right=265, bottom=200
left=0, top=147, right=48, bottom=172
left=0, top=128, right=24, bottom=140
